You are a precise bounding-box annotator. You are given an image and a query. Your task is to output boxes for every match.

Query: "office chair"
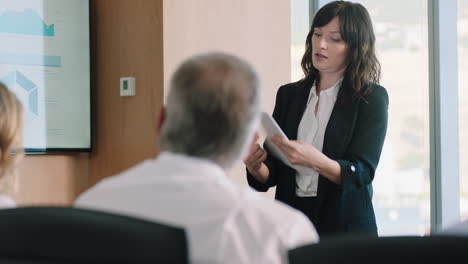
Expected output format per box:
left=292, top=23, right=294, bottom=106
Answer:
left=289, top=235, right=468, bottom=264
left=0, top=207, right=187, bottom=264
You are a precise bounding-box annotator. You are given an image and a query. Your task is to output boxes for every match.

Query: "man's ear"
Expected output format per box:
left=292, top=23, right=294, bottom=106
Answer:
left=157, top=106, right=165, bottom=133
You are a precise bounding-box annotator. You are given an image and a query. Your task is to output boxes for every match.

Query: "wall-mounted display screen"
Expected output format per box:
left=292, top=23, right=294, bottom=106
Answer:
left=0, top=0, right=91, bottom=153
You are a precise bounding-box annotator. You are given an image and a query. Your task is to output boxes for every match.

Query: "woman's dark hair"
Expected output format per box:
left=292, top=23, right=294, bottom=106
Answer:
left=301, top=1, right=380, bottom=103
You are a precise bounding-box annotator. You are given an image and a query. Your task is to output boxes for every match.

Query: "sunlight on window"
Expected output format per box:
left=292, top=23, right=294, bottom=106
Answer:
left=347, top=0, right=430, bottom=236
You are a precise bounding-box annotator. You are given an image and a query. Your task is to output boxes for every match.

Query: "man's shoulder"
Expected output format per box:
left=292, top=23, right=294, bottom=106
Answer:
left=229, top=190, right=318, bottom=250
left=238, top=190, right=316, bottom=233
left=75, top=160, right=155, bottom=204
left=443, top=220, right=468, bottom=236
left=0, top=194, right=16, bottom=209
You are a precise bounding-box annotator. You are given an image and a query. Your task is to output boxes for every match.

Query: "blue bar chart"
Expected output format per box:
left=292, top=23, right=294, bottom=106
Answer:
left=0, top=9, right=55, bottom=36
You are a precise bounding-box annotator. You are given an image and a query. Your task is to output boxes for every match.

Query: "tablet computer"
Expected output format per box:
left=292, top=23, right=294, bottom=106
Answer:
left=261, top=112, right=310, bottom=173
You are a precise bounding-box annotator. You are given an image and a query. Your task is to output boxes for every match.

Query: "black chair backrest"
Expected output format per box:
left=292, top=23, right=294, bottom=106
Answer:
left=0, top=207, right=188, bottom=264
left=289, top=235, right=468, bottom=264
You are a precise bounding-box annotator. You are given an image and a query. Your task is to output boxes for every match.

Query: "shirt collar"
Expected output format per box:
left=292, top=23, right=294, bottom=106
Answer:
left=310, top=77, right=343, bottom=98
left=156, top=151, right=226, bottom=180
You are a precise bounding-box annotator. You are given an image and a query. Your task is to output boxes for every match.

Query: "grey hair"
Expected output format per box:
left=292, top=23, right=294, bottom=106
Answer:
left=160, top=53, right=261, bottom=169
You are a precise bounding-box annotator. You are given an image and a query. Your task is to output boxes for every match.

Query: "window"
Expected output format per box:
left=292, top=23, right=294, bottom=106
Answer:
left=353, top=0, right=430, bottom=236
left=459, top=0, right=468, bottom=221
left=291, top=0, right=310, bottom=80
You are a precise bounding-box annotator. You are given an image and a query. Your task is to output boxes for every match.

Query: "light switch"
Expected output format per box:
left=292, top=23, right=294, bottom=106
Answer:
left=120, top=77, right=135, bottom=96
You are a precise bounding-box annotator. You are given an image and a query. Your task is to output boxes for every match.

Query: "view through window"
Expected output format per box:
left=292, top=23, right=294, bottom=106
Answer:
left=353, top=0, right=431, bottom=236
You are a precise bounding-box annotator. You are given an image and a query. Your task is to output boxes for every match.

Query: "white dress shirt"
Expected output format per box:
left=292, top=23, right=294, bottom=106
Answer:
left=75, top=152, right=318, bottom=264
left=296, top=79, right=342, bottom=197
left=0, top=194, right=16, bottom=208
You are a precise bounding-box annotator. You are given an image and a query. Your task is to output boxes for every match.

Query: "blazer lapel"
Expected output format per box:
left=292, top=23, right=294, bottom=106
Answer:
left=323, top=87, right=359, bottom=159
left=284, top=81, right=312, bottom=140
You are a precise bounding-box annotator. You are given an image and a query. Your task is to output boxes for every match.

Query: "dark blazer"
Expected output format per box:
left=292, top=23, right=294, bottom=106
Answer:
left=247, top=78, right=389, bottom=237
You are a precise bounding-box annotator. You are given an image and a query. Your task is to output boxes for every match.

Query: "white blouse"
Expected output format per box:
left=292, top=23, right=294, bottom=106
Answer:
left=296, top=78, right=342, bottom=197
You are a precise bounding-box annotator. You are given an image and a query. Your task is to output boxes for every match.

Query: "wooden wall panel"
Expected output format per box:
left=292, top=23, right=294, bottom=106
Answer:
left=163, top=0, right=291, bottom=112
left=88, top=0, right=164, bottom=186
left=10, top=0, right=163, bottom=205
left=13, top=154, right=89, bottom=206
left=163, top=0, right=290, bottom=196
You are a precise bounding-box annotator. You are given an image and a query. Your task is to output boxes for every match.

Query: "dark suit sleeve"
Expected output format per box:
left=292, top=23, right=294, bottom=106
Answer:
left=247, top=85, right=287, bottom=192
left=336, top=85, right=389, bottom=194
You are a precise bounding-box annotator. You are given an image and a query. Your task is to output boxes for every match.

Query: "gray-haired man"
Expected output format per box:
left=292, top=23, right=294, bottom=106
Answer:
left=76, top=53, right=318, bottom=264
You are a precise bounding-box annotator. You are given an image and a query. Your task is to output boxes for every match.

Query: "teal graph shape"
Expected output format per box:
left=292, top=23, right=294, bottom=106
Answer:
left=0, top=9, right=55, bottom=36
left=1, top=71, right=39, bottom=115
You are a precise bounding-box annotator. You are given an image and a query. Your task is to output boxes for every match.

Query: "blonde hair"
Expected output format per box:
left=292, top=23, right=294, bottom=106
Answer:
left=0, top=83, right=24, bottom=193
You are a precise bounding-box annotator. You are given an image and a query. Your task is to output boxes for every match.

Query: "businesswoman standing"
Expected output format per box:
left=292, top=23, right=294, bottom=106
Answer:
left=245, top=1, right=388, bottom=237
left=0, top=83, right=24, bottom=208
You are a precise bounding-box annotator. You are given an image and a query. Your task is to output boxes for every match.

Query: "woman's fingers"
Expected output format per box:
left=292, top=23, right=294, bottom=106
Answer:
left=245, top=145, right=267, bottom=170
left=248, top=144, right=263, bottom=161
left=259, top=148, right=268, bottom=162
left=271, top=135, right=293, bottom=153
